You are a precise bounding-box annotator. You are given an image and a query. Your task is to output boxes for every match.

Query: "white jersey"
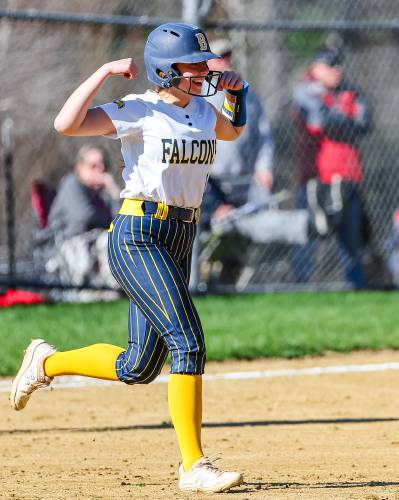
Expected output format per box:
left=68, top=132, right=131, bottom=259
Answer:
left=99, top=90, right=217, bottom=208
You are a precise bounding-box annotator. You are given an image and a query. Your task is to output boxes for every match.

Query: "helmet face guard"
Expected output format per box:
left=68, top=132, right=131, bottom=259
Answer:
left=168, top=70, right=222, bottom=97
left=144, top=23, right=221, bottom=96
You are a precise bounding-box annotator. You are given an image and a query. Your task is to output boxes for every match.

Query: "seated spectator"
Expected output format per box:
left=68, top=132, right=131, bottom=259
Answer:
left=203, top=38, right=274, bottom=225
left=47, top=145, right=120, bottom=239
left=36, top=145, right=121, bottom=293
left=194, top=40, right=274, bottom=287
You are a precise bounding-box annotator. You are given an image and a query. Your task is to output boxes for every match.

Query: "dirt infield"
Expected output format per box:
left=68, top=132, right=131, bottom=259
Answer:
left=1, top=350, right=399, bottom=500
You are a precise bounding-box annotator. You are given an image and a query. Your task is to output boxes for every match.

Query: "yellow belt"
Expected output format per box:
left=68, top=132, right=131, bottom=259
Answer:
left=119, top=199, right=145, bottom=216
left=119, top=199, right=201, bottom=224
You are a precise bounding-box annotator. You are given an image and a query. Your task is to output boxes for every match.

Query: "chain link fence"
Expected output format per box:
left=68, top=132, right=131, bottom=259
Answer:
left=1, top=0, right=399, bottom=294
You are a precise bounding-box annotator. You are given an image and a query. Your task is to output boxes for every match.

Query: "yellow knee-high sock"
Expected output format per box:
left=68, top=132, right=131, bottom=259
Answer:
left=168, top=374, right=204, bottom=472
left=44, top=344, right=125, bottom=381
left=195, top=375, right=203, bottom=443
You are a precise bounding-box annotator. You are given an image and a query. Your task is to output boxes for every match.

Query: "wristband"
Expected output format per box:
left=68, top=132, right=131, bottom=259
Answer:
left=221, top=80, right=250, bottom=127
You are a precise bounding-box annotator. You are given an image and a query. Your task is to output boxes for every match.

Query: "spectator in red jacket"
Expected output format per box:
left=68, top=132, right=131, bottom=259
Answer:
left=292, top=46, right=371, bottom=288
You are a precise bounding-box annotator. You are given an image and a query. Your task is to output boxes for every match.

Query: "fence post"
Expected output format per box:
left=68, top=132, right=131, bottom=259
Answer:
left=2, top=118, right=15, bottom=280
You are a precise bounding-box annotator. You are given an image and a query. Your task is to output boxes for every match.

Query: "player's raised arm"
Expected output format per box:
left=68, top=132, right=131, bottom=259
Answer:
left=54, top=58, right=138, bottom=137
left=213, top=71, right=248, bottom=141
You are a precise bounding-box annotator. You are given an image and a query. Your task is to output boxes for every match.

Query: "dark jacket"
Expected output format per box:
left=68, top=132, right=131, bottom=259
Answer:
left=47, top=173, right=117, bottom=240
left=293, top=75, right=371, bottom=185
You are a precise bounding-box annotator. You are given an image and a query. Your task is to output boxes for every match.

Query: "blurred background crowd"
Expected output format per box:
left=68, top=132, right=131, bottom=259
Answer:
left=1, top=0, right=399, bottom=300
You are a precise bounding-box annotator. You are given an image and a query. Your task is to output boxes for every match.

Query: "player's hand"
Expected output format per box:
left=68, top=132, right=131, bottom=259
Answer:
left=104, top=59, right=138, bottom=80
left=218, top=71, right=243, bottom=92
left=101, top=172, right=121, bottom=199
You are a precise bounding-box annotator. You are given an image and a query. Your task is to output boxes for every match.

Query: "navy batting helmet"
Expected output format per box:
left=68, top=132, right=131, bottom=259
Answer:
left=144, top=23, right=221, bottom=95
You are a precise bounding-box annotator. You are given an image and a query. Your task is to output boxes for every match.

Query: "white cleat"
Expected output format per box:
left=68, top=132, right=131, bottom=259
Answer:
left=178, top=456, right=243, bottom=493
left=10, top=339, right=56, bottom=411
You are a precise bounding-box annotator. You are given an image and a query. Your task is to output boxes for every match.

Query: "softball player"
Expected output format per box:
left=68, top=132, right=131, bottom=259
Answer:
left=10, top=23, right=249, bottom=493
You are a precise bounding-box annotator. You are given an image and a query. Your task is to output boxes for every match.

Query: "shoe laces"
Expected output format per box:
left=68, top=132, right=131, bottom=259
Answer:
left=24, top=370, right=49, bottom=393
left=27, top=381, right=49, bottom=393
left=198, top=454, right=227, bottom=477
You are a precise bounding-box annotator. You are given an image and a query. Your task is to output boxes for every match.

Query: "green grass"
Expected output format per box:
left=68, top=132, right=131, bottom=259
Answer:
left=1, top=291, right=399, bottom=376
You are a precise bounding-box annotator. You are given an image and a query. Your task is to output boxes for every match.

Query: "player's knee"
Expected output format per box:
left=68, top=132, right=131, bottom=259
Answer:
left=115, top=347, right=167, bottom=385
left=170, top=344, right=206, bottom=375
left=117, top=363, right=159, bottom=385
left=135, top=363, right=164, bottom=384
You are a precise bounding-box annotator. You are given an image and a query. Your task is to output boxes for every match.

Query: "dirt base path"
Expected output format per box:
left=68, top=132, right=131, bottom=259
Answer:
left=1, top=350, right=399, bottom=500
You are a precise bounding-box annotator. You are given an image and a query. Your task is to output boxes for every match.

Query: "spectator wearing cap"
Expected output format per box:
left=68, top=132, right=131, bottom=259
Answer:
left=203, top=38, right=274, bottom=222
left=291, top=46, right=371, bottom=288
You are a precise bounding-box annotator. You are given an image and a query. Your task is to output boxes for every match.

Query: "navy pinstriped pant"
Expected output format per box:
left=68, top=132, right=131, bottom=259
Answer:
left=107, top=213, right=205, bottom=384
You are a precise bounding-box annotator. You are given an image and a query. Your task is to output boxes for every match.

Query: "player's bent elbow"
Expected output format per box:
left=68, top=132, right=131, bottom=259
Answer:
left=53, top=116, right=71, bottom=135
left=53, top=118, right=82, bottom=137
left=217, top=124, right=245, bottom=141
